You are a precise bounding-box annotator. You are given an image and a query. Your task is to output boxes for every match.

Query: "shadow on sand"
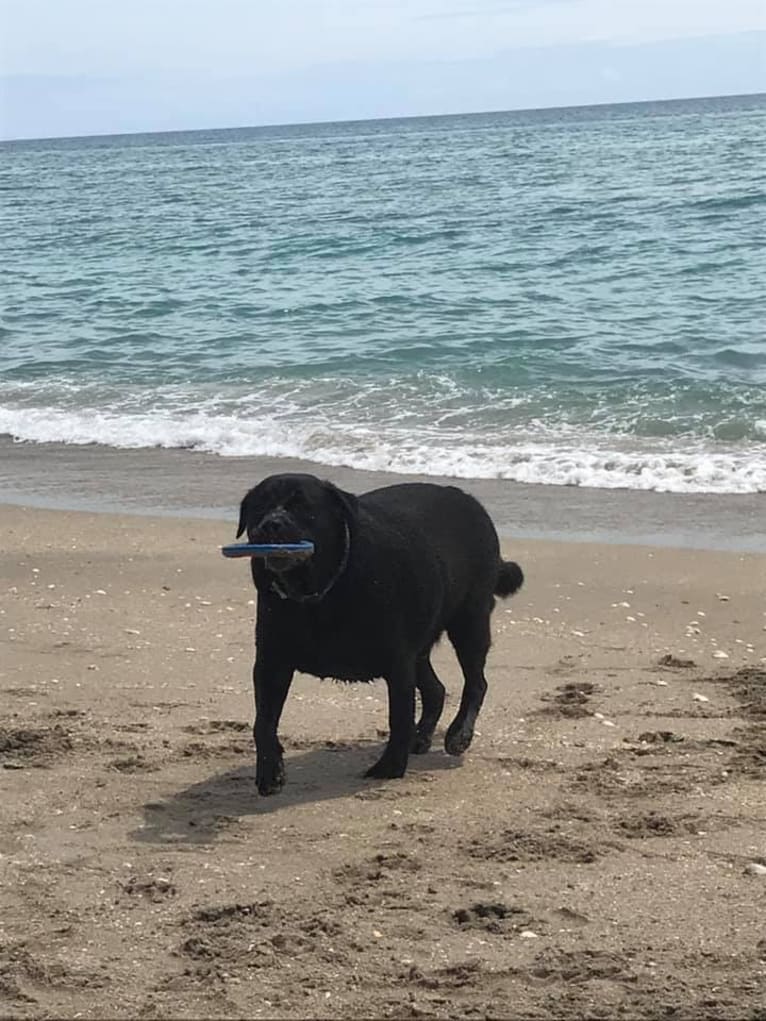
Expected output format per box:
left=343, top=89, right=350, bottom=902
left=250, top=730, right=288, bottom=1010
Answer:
left=132, top=740, right=461, bottom=845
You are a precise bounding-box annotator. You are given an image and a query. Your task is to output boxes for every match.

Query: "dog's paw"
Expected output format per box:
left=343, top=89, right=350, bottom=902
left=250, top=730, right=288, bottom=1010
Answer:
left=444, top=723, right=473, bottom=756
left=364, top=755, right=407, bottom=780
left=410, top=731, right=433, bottom=755
left=256, top=757, right=286, bottom=796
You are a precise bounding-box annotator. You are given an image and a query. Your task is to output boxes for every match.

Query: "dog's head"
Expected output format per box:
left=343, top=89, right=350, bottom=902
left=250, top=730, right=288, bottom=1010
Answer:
left=236, top=473, right=358, bottom=599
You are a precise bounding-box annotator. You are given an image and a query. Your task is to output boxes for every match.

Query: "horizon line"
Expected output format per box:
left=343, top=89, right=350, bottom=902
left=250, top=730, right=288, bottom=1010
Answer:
left=1, top=89, right=764, bottom=145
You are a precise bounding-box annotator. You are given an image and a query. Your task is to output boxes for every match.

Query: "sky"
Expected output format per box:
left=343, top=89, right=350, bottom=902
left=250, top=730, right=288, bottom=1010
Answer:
left=0, top=0, right=764, bottom=139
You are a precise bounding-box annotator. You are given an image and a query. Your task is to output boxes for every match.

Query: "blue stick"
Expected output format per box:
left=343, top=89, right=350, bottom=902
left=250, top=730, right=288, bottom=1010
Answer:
left=221, top=541, right=315, bottom=559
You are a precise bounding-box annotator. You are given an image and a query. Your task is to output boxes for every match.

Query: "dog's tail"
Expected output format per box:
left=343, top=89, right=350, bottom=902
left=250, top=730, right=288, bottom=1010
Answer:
left=496, top=560, right=524, bottom=598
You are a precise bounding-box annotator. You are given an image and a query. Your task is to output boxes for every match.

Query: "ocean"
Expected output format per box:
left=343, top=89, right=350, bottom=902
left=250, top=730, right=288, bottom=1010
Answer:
left=1, top=93, right=765, bottom=497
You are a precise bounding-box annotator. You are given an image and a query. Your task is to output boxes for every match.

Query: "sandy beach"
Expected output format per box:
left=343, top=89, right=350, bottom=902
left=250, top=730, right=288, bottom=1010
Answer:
left=1, top=500, right=764, bottom=1019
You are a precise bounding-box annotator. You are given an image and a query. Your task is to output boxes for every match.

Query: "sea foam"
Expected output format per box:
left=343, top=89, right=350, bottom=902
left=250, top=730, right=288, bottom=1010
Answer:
left=1, top=403, right=763, bottom=494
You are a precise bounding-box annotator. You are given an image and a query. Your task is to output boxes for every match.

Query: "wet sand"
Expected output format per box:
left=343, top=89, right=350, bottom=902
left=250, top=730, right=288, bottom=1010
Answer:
left=1, top=503, right=764, bottom=1019
left=1, top=437, right=765, bottom=551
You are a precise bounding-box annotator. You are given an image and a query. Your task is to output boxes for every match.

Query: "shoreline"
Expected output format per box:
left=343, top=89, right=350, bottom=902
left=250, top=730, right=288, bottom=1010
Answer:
left=1, top=437, right=764, bottom=552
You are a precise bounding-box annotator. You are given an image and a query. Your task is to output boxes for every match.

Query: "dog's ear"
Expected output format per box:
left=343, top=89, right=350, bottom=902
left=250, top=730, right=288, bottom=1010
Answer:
left=236, top=496, right=248, bottom=538
left=322, top=480, right=359, bottom=524
left=236, top=488, right=260, bottom=538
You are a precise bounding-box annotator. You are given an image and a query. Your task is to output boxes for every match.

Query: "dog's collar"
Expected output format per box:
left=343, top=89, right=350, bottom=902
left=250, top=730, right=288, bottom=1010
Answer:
left=271, top=521, right=351, bottom=604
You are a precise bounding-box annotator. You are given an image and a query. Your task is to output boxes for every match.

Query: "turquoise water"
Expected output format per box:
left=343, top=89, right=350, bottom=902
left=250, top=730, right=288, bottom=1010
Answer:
left=1, top=94, right=765, bottom=492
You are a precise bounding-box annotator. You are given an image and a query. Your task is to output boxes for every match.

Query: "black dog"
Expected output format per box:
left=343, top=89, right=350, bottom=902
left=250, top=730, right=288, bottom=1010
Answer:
left=236, top=473, right=523, bottom=795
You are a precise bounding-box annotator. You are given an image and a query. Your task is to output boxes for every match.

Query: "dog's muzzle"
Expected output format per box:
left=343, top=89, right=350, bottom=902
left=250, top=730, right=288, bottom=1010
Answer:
left=252, top=509, right=305, bottom=574
left=253, top=508, right=297, bottom=542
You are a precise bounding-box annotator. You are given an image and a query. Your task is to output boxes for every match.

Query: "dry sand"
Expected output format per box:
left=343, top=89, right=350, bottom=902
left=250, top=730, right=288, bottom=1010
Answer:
left=1, top=504, right=764, bottom=1019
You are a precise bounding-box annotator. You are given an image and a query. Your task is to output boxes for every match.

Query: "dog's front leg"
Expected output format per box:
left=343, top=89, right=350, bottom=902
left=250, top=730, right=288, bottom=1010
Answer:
left=253, top=656, right=294, bottom=796
left=365, top=663, right=416, bottom=780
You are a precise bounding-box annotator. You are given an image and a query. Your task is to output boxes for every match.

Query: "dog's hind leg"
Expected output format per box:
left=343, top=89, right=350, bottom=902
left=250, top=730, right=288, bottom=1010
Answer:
left=444, top=603, right=492, bottom=756
left=365, top=662, right=416, bottom=779
left=412, top=656, right=446, bottom=754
